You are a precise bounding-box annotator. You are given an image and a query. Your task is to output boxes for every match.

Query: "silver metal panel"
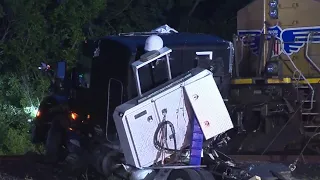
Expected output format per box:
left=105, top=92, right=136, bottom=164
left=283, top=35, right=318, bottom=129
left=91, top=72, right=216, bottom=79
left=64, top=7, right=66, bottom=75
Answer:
left=184, top=74, right=234, bottom=140
left=113, top=68, right=233, bottom=168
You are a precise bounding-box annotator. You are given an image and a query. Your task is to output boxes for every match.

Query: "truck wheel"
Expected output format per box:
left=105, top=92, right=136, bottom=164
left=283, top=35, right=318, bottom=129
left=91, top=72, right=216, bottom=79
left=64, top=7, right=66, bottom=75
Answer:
left=44, top=115, right=66, bottom=163
left=167, top=169, right=202, bottom=180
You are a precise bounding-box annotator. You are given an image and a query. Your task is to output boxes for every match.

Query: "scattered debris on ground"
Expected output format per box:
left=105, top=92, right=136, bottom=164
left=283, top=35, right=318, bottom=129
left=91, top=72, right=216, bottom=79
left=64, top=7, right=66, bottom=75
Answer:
left=1, top=153, right=320, bottom=180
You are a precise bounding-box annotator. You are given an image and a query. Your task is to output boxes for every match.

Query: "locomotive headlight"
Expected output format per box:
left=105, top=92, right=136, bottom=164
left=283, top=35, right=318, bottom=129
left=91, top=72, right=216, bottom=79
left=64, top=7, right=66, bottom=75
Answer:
left=269, top=0, right=278, bottom=19
left=270, top=0, right=278, bottom=7
left=265, top=62, right=279, bottom=76
left=269, top=9, right=278, bottom=18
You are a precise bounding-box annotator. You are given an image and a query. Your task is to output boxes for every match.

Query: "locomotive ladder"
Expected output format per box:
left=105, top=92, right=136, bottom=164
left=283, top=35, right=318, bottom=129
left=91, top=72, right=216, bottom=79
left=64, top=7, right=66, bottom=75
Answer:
left=300, top=31, right=320, bottom=137
left=284, top=53, right=316, bottom=137
left=284, top=31, right=320, bottom=137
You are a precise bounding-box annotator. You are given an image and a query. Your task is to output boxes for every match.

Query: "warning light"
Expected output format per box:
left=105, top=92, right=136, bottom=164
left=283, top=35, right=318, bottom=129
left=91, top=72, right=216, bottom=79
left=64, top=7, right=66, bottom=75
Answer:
left=36, top=110, right=41, bottom=117
left=71, top=112, right=78, bottom=120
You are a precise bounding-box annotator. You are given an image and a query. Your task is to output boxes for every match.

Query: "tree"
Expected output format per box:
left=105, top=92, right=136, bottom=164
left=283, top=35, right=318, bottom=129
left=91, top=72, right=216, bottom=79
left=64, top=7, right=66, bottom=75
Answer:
left=0, top=0, right=247, bottom=155
left=0, top=0, right=107, bottom=155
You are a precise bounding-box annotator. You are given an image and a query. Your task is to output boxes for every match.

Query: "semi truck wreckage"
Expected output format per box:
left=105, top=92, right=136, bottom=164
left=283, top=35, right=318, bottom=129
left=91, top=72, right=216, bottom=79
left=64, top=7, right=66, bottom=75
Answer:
left=32, top=32, right=262, bottom=179
left=31, top=0, right=320, bottom=179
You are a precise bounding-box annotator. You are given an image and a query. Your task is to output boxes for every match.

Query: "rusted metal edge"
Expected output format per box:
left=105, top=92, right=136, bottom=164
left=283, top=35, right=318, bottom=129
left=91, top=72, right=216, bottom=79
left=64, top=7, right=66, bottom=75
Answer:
left=229, top=155, right=320, bottom=163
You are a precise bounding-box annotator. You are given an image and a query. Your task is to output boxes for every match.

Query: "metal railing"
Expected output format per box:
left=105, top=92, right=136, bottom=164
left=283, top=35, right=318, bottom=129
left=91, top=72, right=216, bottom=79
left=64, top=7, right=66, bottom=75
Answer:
left=233, top=34, right=252, bottom=76
left=305, top=32, right=320, bottom=73
left=286, top=55, right=314, bottom=111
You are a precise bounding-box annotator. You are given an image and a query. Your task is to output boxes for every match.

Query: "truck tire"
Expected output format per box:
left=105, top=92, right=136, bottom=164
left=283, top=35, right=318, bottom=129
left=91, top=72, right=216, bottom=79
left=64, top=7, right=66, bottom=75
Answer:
left=44, top=115, right=66, bottom=163
left=167, top=169, right=202, bottom=180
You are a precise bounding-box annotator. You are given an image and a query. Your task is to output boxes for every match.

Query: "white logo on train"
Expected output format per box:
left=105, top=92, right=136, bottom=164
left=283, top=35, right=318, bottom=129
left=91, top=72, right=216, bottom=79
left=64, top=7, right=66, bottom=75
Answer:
left=238, top=25, right=320, bottom=57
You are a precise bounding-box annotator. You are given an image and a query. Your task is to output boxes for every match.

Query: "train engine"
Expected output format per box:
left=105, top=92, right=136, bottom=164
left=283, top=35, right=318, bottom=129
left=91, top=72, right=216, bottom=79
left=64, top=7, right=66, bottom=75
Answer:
left=228, top=0, right=320, bottom=155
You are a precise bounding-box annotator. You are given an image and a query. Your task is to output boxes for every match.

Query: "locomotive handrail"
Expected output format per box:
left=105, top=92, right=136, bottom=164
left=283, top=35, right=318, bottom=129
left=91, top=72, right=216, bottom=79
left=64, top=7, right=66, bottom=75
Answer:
left=239, top=35, right=250, bottom=63
left=228, top=41, right=235, bottom=74
left=263, top=54, right=315, bottom=155
left=285, top=52, right=314, bottom=110
left=232, top=35, right=239, bottom=76
left=233, top=35, right=248, bottom=76
left=305, top=32, right=320, bottom=73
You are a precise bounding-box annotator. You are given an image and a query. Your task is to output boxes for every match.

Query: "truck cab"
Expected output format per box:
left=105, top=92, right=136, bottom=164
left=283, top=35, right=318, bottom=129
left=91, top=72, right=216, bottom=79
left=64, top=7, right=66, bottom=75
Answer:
left=74, top=32, right=234, bottom=138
